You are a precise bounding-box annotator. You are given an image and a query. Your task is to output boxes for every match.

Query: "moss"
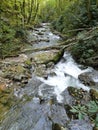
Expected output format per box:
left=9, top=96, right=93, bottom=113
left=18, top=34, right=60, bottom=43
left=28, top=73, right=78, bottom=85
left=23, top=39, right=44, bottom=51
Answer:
left=53, top=49, right=64, bottom=63
left=25, top=60, right=31, bottom=65
left=90, top=89, right=98, bottom=101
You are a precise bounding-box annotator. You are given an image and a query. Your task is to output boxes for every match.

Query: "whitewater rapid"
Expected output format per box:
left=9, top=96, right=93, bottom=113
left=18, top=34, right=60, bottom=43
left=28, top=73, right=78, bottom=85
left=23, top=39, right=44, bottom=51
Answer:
left=38, top=52, right=93, bottom=102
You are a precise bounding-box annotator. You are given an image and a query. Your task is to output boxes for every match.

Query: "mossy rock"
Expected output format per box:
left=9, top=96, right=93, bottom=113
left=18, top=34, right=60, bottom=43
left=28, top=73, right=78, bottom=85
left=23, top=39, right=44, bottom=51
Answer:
left=30, top=49, right=64, bottom=64
left=93, top=127, right=98, bottom=130
left=0, top=103, right=9, bottom=122
left=90, top=89, right=98, bottom=101
left=52, top=123, right=63, bottom=130
left=68, top=87, right=84, bottom=100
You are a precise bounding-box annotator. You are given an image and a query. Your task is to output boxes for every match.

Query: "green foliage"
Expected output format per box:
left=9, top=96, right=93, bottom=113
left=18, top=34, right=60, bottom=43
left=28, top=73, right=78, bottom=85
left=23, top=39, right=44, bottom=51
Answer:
left=70, top=104, right=87, bottom=119
left=70, top=100, right=98, bottom=127
left=0, top=20, right=27, bottom=58
left=71, top=29, right=98, bottom=64
left=87, top=101, right=98, bottom=115
left=51, top=0, right=98, bottom=35
left=95, top=115, right=98, bottom=127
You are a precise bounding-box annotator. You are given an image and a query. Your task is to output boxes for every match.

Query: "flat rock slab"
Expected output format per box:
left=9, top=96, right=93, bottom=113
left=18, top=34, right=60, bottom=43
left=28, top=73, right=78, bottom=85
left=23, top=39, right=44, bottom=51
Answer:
left=1, top=100, right=69, bottom=130
left=68, top=120, right=93, bottom=130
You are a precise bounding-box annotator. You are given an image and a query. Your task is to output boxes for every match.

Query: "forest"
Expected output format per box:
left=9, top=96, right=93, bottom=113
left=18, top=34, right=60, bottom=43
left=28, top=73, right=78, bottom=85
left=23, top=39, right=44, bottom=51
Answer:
left=0, top=0, right=98, bottom=68
left=0, top=0, right=98, bottom=130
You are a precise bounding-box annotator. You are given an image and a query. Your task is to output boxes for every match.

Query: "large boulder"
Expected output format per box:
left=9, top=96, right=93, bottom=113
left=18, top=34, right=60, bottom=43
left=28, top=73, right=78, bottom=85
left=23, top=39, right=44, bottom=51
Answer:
left=0, top=99, right=69, bottom=130
left=78, top=71, right=98, bottom=88
left=61, top=87, right=91, bottom=106
left=29, top=49, right=64, bottom=64
left=90, top=89, right=98, bottom=100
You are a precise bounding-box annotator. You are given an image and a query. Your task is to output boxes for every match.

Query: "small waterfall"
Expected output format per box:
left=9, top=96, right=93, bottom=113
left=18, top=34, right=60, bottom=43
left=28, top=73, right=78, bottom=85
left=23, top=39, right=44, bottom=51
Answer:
left=38, top=52, right=93, bottom=102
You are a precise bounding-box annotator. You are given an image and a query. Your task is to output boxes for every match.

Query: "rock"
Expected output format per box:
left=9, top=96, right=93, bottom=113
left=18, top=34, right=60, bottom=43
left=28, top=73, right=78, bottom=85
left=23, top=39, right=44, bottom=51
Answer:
left=93, top=127, right=98, bottom=130
left=0, top=99, right=69, bottom=130
left=62, top=87, right=91, bottom=106
left=43, top=74, right=48, bottom=79
left=39, top=38, right=50, bottom=42
left=38, top=83, right=55, bottom=99
left=78, top=72, right=96, bottom=87
left=13, top=75, right=22, bottom=82
left=24, top=59, right=32, bottom=69
left=86, top=56, right=98, bottom=70
left=29, top=49, right=64, bottom=64
left=0, top=82, right=7, bottom=92
left=67, top=120, right=93, bottom=130
left=33, top=116, right=52, bottom=130
left=37, top=32, right=44, bottom=35
left=61, top=88, right=74, bottom=106
left=52, top=123, right=63, bottom=130
left=48, top=104, right=69, bottom=126
left=90, top=89, right=98, bottom=100
left=0, top=70, right=4, bottom=77
left=19, top=54, right=28, bottom=61
left=46, top=62, right=54, bottom=69
left=28, top=32, right=38, bottom=43
left=35, top=64, right=47, bottom=76
left=48, top=72, right=57, bottom=77
left=60, top=57, right=66, bottom=63
left=24, top=75, right=42, bottom=96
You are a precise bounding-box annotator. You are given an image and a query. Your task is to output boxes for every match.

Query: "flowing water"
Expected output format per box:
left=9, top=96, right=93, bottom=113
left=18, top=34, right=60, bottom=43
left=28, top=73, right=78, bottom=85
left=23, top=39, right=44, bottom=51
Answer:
left=38, top=52, right=93, bottom=102
left=0, top=23, right=95, bottom=130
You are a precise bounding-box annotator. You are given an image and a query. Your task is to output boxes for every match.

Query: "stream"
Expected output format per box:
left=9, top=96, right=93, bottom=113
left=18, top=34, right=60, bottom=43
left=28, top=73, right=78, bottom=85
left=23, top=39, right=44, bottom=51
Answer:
left=0, top=23, right=97, bottom=130
left=38, top=52, right=93, bottom=102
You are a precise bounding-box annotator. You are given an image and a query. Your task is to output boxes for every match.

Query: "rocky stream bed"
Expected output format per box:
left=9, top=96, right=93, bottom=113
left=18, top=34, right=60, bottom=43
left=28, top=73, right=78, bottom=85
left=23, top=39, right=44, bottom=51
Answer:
left=0, top=23, right=98, bottom=130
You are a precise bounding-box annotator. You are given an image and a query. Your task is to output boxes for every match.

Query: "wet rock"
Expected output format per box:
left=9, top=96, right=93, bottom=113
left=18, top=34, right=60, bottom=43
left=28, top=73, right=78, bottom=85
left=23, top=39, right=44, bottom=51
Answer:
left=37, top=32, right=44, bottom=35
left=48, top=72, right=57, bottom=77
left=24, top=75, right=42, bottom=96
left=35, top=64, right=47, bottom=76
left=2, top=63, right=31, bottom=85
left=38, top=83, right=55, bottom=99
left=60, top=57, right=66, bottom=63
left=52, top=123, right=64, bottom=130
left=78, top=72, right=96, bottom=87
left=68, top=120, right=93, bottom=130
left=24, top=59, right=32, bottom=69
left=0, top=70, right=4, bottom=77
left=90, top=89, right=98, bottom=100
left=28, top=32, right=38, bottom=43
left=0, top=99, right=69, bottom=130
left=86, top=56, right=98, bottom=70
left=13, top=74, right=28, bottom=82
left=39, top=38, right=50, bottom=42
left=3, top=54, right=28, bottom=63
left=33, top=116, right=52, bottom=130
left=29, top=49, right=64, bottom=64
left=61, top=88, right=74, bottom=106
left=93, top=127, right=98, bottom=130
left=43, top=74, right=48, bottom=79
left=0, top=82, right=7, bottom=92
left=46, top=62, right=54, bottom=69
left=62, top=87, right=91, bottom=106
left=48, top=104, right=69, bottom=126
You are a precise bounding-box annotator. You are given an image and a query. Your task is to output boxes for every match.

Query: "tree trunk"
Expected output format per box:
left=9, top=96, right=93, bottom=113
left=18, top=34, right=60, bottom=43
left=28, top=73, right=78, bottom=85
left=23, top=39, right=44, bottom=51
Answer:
left=33, top=3, right=39, bottom=22
left=27, top=0, right=34, bottom=24
left=87, top=0, right=92, bottom=21
left=23, top=0, right=26, bottom=26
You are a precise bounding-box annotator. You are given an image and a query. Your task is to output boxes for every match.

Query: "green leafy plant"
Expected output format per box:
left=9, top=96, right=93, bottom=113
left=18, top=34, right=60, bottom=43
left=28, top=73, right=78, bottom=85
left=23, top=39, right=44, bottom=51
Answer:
left=70, top=104, right=87, bottom=119
left=87, top=101, right=98, bottom=115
